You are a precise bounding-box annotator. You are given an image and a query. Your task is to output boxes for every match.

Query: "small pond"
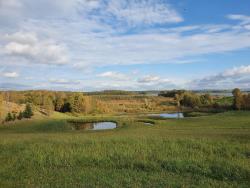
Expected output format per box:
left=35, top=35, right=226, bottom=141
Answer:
left=72, top=122, right=117, bottom=130
left=144, top=122, right=154, bottom=126
left=150, top=112, right=184, bottom=119
left=137, top=120, right=155, bottom=126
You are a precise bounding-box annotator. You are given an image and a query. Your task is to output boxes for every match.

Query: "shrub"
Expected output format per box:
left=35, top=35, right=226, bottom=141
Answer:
left=17, top=111, right=23, bottom=120
left=5, top=112, right=13, bottom=122
left=23, top=103, right=33, bottom=118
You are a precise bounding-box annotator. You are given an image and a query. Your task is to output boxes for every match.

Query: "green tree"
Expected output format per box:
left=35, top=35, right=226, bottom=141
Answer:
left=5, top=112, right=13, bottom=122
left=200, top=94, right=213, bottom=106
left=23, top=103, right=33, bottom=118
left=17, top=111, right=23, bottom=120
left=12, top=113, right=16, bottom=121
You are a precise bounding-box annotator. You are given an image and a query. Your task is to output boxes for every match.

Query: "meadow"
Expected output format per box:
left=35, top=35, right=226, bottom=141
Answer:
left=0, top=111, right=249, bottom=187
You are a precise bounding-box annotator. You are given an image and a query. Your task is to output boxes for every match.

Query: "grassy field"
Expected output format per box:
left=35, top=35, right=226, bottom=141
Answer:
left=0, top=111, right=250, bottom=187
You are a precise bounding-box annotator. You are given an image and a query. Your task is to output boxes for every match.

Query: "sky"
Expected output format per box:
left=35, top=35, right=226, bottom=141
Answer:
left=0, top=0, right=250, bottom=91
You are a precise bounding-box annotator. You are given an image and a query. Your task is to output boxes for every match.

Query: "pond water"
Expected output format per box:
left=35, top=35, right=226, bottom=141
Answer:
left=150, top=112, right=184, bottom=119
left=72, top=122, right=117, bottom=130
left=144, top=122, right=154, bottom=126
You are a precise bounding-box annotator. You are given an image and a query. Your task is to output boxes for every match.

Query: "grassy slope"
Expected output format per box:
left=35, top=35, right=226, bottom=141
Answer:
left=0, top=112, right=249, bottom=187
left=0, top=101, right=50, bottom=121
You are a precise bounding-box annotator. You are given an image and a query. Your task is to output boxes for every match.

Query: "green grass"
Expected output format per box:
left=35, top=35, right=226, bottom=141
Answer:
left=214, top=96, right=234, bottom=106
left=0, top=111, right=250, bottom=187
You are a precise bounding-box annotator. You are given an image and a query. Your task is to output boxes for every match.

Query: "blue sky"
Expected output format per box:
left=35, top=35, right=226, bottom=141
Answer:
left=0, top=0, right=250, bottom=91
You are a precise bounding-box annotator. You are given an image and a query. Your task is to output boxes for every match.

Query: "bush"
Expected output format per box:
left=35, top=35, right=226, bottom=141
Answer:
left=5, top=112, right=13, bottom=122
left=180, top=92, right=201, bottom=108
left=17, top=111, right=23, bottom=120
left=23, top=103, right=33, bottom=118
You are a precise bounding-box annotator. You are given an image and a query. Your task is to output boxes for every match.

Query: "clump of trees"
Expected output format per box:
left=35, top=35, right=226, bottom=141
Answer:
left=159, top=90, right=214, bottom=109
left=232, top=88, right=250, bottom=110
left=159, top=90, right=186, bottom=98
left=179, top=92, right=213, bottom=108
left=22, top=103, right=34, bottom=118
left=54, top=93, right=93, bottom=114
left=4, top=103, right=33, bottom=122
left=0, top=91, right=95, bottom=115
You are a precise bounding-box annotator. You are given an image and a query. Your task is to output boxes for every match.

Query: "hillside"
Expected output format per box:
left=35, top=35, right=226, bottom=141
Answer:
left=0, top=111, right=249, bottom=187
left=0, top=101, right=53, bottom=121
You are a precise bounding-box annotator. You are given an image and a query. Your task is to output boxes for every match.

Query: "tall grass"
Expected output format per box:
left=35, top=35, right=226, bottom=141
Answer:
left=0, top=111, right=249, bottom=187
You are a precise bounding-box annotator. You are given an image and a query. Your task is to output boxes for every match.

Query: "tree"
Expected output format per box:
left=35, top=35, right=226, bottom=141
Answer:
left=232, top=88, right=242, bottom=110
left=61, top=101, right=72, bottom=113
left=180, top=92, right=201, bottom=108
left=54, top=93, right=65, bottom=112
left=23, top=103, right=33, bottom=118
left=68, top=93, right=85, bottom=113
left=17, top=111, right=23, bottom=120
left=12, top=113, right=16, bottom=121
left=5, top=112, right=13, bottom=122
left=41, top=94, right=54, bottom=115
left=159, top=90, right=185, bottom=97
left=175, top=93, right=183, bottom=108
left=200, top=94, right=213, bottom=106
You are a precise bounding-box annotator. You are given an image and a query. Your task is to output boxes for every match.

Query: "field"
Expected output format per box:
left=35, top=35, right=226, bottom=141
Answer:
left=0, top=111, right=249, bottom=187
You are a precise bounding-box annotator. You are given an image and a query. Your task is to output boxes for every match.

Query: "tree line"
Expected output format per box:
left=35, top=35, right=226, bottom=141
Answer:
left=160, top=89, right=250, bottom=110
left=159, top=90, right=214, bottom=108
left=1, top=89, right=250, bottom=120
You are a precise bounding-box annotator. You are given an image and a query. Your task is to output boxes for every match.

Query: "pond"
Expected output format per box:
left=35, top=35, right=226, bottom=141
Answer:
left=150, top=112, right=184, bottom=119
left=72, top=122, right=117, bottom=130
left=144, top=122, right=154, bottom=125
left=137, top=120, right=155, bottom=126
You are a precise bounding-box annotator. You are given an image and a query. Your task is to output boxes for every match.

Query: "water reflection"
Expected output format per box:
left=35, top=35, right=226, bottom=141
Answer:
left=150, top=113, right=184, bottom=119
left=73, top=122, right=117, bottom=130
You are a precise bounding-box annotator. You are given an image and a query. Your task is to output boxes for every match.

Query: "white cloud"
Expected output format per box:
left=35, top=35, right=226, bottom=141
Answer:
left=137, top=75, right=177, bottom=90
left=105, top=0, right=183, bottom=26
left=97, top=71, right=128, bottom=80
left=4, top=32, right=38, bottom=44
left=2, top=71, right=19, bottom=78
left=227, top=14, right=250, bottom=25
left=1, top=1, right=250, bottom=91
left=49, top=78, right=81, bottom=85
left=223, top=65, right=250, bottom=77
left=0, top=0, right=79, bottom=25
left=1, top=1, right=250, bottom=69
left=191, top=65, right=250, bottom=89
left=138, top=75, right=160, bottom=83
left=3, top=32, right=69, bottom=65
left=72, top=28, right=250, bottom=67
left=0, top=0, right=22, bottom=8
